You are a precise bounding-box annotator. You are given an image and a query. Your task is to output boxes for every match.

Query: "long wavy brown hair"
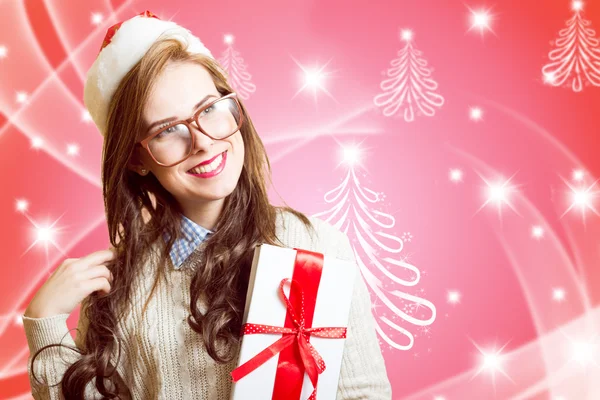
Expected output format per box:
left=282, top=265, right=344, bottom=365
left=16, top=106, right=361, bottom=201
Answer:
left=30, top=37, right=314, bottom=399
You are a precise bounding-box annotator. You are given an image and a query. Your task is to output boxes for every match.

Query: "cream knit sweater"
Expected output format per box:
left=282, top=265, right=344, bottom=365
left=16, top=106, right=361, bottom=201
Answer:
left=22, top=210, right=392, bottom=399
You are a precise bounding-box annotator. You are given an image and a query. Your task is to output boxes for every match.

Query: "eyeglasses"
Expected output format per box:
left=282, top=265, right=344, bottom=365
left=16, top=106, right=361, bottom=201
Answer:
left=138, top=92, right=244, bottom=167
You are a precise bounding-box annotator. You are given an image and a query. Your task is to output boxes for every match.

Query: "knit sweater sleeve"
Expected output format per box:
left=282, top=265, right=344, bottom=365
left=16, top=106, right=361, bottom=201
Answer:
left=21, top=297, right=101, bottom=399
left=334, top=231, right=393, bottom=399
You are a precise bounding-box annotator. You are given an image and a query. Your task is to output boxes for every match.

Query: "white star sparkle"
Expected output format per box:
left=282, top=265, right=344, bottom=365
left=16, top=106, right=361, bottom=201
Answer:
left=337, top=141, right=370, bottom=170
left=573, top=169, right=585, bottom=182
left=447, top=290, right=461, bottom=305
left=469, top=107, right=483, bottom=121
left=466, top=6, right=496, bottom=37
left=67, top=143, right=79, bottom=156
left=16, top=199, right=29, bottom=213
left=91, top=12, right=103, bottom=25
left=401, top=29, right=413, bottom=42
left=31, top=137, right=44, bottom=149
left=543, top=71, right=557, bottom=84
left=553, top=287, right=566, bottom=302
left=469, top=338, right=514, bottom=391
left=291, top=56, right=337, bottom=103
left=450, top=168, right=464, bottom=183
left=0, top=45, right=7, bottom=59
left=16, top=91, right=28, bottom=104
left=572, top=0, right=584, bottom=12
left=224, top=34, right=234, bottom=45
left=343, top=146, right=361, bottom=165
left=567, top=335, right=599, bottom=368
left=560, top=176, right=600, bottom=224
left=82, top=110, right=92, bottom=123
left=531, top=225, right=544, bottom=239
left=475, top=172, right=522, bottom=219
left=21, top=212, right=68, bottom=258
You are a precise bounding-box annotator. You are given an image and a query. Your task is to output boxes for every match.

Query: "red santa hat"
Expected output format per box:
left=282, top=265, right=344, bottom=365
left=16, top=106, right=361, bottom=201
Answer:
left=83, top=10, right=214, bottom=136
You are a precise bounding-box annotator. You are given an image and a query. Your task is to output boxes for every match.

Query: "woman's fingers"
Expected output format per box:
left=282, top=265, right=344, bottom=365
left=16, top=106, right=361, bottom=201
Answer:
left=89, top=276, right=112, bottom=295
left=71, top=248, right=117, bottom=270
left=81, top=264, right=113, bottom=284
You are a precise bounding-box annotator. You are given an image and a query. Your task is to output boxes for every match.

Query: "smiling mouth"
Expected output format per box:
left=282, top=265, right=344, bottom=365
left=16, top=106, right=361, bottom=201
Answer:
left=186, top=151, right=227, bottom=175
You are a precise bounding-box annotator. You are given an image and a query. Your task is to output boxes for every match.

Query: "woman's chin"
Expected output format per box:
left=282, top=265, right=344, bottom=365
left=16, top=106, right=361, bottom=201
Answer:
left=191, top=185, right=237, bottom=202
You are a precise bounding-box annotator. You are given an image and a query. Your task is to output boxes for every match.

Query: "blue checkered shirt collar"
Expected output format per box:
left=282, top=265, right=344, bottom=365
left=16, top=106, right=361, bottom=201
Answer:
left=164, top=214, right=213, bottom=269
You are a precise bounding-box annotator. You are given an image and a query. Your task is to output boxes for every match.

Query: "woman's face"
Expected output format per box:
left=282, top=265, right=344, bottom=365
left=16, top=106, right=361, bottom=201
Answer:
left=132, top=61, right=244, bottom=212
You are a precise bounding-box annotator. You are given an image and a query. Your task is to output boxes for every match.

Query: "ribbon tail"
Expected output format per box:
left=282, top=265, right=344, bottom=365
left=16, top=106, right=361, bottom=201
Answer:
left=231, top=334, right=296, bottom=382
left=297, top=335, right=324, bottom=393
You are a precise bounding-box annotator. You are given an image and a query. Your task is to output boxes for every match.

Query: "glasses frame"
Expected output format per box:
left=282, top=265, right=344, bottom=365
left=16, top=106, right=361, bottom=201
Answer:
left=137, top=92, right=244, bottom=168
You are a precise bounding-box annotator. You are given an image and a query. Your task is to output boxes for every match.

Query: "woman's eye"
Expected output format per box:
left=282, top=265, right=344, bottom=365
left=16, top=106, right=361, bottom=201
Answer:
left=156, top=124, right=181, bottom=138
left=200, top=105, right=214, bottom=116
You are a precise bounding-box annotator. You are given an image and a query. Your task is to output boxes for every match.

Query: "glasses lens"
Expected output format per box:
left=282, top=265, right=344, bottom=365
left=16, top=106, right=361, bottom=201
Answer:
left=149, top=97, right=242, bottom=165
left=196, top=97, right=241, bottom=139
left=148, top=123, right=192, bottom=165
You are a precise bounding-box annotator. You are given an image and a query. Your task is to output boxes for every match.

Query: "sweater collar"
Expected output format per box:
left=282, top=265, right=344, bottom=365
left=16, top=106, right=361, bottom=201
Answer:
left=164, top=214, right=213, bottom=269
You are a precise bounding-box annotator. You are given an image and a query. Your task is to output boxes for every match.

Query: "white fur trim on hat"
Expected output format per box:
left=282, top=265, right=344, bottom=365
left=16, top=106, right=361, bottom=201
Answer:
left=83, top=13, right=214, bottom=136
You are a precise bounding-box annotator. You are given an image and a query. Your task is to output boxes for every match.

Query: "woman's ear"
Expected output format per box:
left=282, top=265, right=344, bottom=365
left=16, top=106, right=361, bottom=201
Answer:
left=129, top=164, right=149, bottom=176
left=128, top=149, right=149, bottom=176
left=129, top=165, right=149, bottom=176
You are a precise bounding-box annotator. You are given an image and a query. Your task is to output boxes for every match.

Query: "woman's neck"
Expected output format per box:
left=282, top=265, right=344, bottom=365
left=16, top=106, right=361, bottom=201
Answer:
left=179, top=198, right=225, bottom=231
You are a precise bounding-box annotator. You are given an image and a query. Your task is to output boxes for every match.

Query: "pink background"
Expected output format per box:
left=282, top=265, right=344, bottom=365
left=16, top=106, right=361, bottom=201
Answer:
left=1, top=0, right=599, bottom=399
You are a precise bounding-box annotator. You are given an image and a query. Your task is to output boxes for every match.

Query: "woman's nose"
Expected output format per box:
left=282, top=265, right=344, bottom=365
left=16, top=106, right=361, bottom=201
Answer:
left=191, top=124, right=214, bottom=151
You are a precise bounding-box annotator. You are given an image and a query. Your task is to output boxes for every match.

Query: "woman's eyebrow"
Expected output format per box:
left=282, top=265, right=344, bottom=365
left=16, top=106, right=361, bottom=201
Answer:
left=146, top=94, right=218, bottom=132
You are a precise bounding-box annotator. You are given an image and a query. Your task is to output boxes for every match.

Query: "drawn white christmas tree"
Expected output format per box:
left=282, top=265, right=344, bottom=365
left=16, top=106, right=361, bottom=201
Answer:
left=542, top=0, right=600, bottom=92
left=218, top=34, right=257, bottom=100
left=312, top=144, right=436, bottom=351
left=373, top=29, right=444, bottom=122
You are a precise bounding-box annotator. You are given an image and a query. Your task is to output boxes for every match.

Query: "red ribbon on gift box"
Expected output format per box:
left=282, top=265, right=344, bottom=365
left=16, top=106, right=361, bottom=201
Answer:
left=230, top=248, right=348, bottom=400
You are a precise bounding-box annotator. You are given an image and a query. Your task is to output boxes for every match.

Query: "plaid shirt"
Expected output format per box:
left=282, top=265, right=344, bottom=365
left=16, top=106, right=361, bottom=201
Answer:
left=164, top=214, right=213, bottom=269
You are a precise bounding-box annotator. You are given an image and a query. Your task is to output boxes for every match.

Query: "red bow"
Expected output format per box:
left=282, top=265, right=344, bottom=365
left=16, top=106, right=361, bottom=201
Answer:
left=231, top=277, right=347, bottom=400
left=99, top=10, right=160, bottom=53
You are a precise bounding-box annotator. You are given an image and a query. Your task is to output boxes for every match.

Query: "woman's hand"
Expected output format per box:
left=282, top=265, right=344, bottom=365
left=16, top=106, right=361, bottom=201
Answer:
left=24, top=248, right=116, bottom=319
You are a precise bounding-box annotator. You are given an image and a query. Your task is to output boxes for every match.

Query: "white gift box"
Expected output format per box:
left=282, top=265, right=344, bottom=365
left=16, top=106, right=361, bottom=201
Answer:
left=230, top=244, right=358, bottom=400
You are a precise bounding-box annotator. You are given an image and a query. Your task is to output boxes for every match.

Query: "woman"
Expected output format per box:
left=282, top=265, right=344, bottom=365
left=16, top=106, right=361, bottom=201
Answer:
left=22, top=10, right=392, bottom=400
